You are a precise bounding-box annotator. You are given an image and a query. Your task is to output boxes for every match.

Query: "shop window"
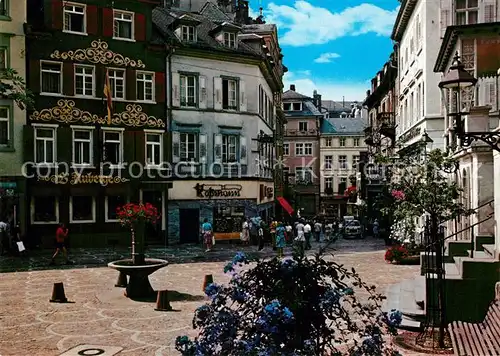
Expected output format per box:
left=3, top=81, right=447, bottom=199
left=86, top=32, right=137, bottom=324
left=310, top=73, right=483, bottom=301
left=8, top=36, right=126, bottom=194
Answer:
left=105, top=195, right=127, bottom=222
left=35, top=126, right=56, bottom=164
left=103, top=130, right=122, bottom=166
left=63, top=3, right=86, bottom=34
left=213, top=206, right=245, bottom=233
left=70, top=196, right=95, bottom=223
left=136, top=72, right=154, bottom=102
left=145, top=131, right=162, bottom=167
left=113, top=10, right=133, bottom=40
left=32, top=196, right=58, bottom=223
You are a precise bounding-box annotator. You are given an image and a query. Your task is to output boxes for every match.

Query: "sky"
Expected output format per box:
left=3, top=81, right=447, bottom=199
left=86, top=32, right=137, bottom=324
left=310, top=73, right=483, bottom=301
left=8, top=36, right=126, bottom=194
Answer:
left=249, top=0, right=400, bottom=101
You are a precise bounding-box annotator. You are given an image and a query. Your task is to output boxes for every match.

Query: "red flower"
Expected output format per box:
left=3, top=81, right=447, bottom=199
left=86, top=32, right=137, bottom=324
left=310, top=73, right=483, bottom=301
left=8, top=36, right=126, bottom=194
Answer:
left=115, top=201, right=160, bottom=227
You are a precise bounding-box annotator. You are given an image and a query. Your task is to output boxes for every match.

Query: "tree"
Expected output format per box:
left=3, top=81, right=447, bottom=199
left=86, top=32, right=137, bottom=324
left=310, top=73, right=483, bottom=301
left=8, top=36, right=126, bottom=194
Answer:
left=176, top=252, right=402, bottom=355
left=385, top=149, right=473, bottom=348
left=0, top=68, right=34, bottom=110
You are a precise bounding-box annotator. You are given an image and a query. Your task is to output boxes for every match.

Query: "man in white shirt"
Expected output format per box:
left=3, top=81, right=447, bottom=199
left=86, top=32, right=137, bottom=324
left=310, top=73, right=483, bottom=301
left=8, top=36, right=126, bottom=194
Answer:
left=304, top=221, right=312, bottom=250
left=294, top=220, right=305, bottom=255
left=313, top=221, right=322, bottom=242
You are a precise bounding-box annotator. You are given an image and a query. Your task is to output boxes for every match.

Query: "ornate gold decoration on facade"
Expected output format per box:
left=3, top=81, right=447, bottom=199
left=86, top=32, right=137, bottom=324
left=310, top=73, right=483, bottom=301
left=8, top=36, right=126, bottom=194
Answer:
left=30, top=100, right=165, bottom=128
left=37, top=173, right=129, bottom=186
left=111, top=104, right=166, bottom=128
left=50, top=39, right=146, bottom=68
left=30, top=99, right=106, bottom=125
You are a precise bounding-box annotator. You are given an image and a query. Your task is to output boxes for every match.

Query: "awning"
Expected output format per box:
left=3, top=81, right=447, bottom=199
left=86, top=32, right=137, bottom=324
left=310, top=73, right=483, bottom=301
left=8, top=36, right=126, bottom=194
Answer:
left=276, top=196, right=294, bottom=215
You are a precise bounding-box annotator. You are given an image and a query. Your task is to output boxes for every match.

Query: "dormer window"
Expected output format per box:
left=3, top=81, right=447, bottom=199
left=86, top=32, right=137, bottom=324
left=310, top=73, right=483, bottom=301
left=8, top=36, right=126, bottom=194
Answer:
left=223, top=32, right=236, bottom=48
left=181, top=25, right=196, bottom=42
left=283, top=102, right=302, bottom=111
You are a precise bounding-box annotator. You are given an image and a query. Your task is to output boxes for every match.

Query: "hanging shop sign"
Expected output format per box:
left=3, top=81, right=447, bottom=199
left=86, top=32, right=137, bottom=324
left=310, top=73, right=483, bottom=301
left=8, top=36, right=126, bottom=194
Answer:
left=194, top=183, right=242, bottom=199
left=37, top=173, right=129, bottom=185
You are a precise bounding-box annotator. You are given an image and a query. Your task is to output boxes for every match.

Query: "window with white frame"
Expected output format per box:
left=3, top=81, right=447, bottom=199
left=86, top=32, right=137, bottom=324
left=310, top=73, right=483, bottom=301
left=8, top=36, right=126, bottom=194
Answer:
left=299, top=122, right=308, bottom=131
left=222, top=134, right=238, bottom=163
left=70, top=196, right=95, bottom=223
left=146, top=132, right=162, bottom=166
left=325, top=137, right=332, bottom=147
left=63, top=3, right=86, bottom=34
left=304, top=143, right=313, bottom=155
left=41, top=62, right=62, bottom=94
left=108, top=69, right=125, bottom=99
left=137, top=72, right=154, bottom=101
left=103, top=130, right=122, bottom=165
left=339, top=137, right=346, bottom=147
left=324, top=177, right=333, bottom=189
left=296, top=167, right=312, bottom=183
left=75, top=65, right=94, bottom=97
left=35, top=126, right=56, bottom=164
left=353, top=138, right=360, bottom=147
left=338, top=155, right=347, bottom=169
left=222, top=78, right=238, bottom=110
left=295, top=143, right=304, bottom=155
left=180, top=74, right=196, bottom=107
left=181, top=25, right=196, bottom=42
left=283, top=143, right=289, bottom=156
left=456, top=0, right=478, bottom=25
left=113, top=11, right=133, bottom=40
left=0, top=106, right=9, bottom=145
left=179, top=132, right=197, bottom=162
left=72, top=129, right=92, bottom=165
left=352, top=155, right=360, bottom=167
left=324, top=155, right=332, bottom=169
left=223, top=32, right=236, bottom=48
left=32, top=196, right=58, bottom=223
left=106, top=195, right=127, bottom=222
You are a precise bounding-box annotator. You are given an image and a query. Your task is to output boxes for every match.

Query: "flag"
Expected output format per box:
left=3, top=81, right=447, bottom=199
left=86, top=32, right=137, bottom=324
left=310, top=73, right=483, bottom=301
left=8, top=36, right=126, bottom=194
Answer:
left=103, top=70, right=113, bottom=125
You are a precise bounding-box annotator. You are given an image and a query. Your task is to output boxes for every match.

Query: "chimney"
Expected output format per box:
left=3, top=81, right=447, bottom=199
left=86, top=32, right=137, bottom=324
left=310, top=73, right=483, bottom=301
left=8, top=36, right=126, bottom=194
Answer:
left=290, top=84, right=295, bottom=91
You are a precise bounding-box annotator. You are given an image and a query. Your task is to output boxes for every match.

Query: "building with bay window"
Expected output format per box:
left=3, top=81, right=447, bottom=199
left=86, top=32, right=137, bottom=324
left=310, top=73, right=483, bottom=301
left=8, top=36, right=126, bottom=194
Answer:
left=153, top=1, right=285, bottom=243
left=0, top=0, right=27, bottom=232
left=24, top=0, right=168, bottom=247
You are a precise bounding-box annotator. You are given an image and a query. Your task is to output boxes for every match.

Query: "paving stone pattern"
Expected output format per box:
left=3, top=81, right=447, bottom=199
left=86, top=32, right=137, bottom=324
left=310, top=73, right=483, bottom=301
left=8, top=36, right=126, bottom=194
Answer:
left=0, top=239, right=428, bottom=356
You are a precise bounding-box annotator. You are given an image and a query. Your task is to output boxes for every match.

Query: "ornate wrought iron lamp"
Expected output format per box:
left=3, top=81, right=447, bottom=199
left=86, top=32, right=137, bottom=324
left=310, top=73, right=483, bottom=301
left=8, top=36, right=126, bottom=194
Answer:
left=439, top=53, right=500, bottom=151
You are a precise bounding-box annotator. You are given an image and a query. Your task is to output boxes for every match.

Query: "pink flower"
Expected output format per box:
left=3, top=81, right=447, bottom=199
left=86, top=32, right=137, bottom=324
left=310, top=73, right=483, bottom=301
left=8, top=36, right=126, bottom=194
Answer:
left=391, top=190, right=405, bottom=201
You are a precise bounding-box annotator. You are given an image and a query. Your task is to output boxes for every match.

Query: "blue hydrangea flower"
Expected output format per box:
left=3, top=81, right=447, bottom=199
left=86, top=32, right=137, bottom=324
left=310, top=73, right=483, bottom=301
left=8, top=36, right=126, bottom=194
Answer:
left=387, top=309, right=403, bottom=327
left=204, top=283, right=220, bottom=298
left=224, top=262, right=235, bottom=273
left=232, top=252, right=247, bottom=264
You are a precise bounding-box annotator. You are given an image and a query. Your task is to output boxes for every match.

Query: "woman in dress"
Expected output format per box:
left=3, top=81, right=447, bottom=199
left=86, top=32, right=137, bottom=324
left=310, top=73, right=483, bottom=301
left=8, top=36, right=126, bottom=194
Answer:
left=275, top=222, right=286, bottom=258
left=241, top=218, right=250, bottom=245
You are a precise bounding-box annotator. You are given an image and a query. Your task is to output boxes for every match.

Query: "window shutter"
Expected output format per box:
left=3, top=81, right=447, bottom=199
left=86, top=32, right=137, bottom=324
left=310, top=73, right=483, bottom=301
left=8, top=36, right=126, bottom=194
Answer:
left=87, top=5, right=98, bottom=35
left=23, top=125, right=34, bottom=163
left=213, top=77, right=222, bottom=110
left=102, top=8, right=114, bottom=37
left=155, top=72, right=165, bottom=103
left=63, top=62, right=74, bottom=96
left=484, top=1, right=496, bottom=23
left=214, top=134, right=222, bottom=162
left=52, top=0, right=63, bottom=30
left=126, top=68, right=136, bottom=101
left=135, top=130, right=145, bottom=163
left=29, top=60, right=40, bottom=93
left=239, top=80, right=247, bottom=112
left=171, top=72, right=180, bottom=107
left=57, top=126, right=72, bottom=163
left=239, top=136, right=247, bottom=165
left=172, top=131, right=180, bottom=163
left=198, top=75, right=207, bottom=109
left=123, top=130, right=136, bottom=165
left=135, top=13, right=146, bottom=41
left=199, top=133, right=207, bottom=163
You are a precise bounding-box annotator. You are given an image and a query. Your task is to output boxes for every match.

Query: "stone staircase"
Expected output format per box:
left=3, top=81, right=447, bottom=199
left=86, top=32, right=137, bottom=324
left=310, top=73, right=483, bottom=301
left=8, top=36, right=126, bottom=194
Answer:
left=383, top=235, right=499, bottom=330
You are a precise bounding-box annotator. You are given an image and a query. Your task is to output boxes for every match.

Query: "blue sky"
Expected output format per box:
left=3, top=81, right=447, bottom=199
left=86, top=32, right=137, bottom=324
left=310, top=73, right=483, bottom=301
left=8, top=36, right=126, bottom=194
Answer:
left=250, top=0, right=400, bottom=101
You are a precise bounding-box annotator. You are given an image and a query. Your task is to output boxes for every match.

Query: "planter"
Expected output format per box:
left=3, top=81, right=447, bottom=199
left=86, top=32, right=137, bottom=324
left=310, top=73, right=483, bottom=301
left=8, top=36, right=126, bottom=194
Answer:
left=391, top=255, right=421, bottom=265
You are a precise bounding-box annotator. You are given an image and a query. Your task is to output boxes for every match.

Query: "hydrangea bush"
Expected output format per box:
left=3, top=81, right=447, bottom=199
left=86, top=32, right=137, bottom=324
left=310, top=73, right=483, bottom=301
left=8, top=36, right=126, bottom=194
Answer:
left=176, top=252, right=402, bottom=355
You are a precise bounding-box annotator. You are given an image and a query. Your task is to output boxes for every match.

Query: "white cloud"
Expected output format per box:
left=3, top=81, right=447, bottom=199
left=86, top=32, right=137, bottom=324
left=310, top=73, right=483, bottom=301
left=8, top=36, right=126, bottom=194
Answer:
left=265, top=1, right=399, bottom=46
left=314, top=52, right=341, bottom=63
left=284, top=72, right=368, bottom=101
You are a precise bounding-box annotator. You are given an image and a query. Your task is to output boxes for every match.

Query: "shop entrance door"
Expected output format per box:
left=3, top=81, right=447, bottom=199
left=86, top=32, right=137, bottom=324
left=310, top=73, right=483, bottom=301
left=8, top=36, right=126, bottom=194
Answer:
left=179, top=209, right=200, bottom=244
left=142, top=190, right=163, bottom=245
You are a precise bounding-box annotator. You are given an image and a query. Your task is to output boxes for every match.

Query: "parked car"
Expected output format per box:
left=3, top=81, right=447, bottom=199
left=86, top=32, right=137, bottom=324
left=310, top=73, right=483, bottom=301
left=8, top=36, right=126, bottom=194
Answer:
left=342, top=219, right=364, bottom=239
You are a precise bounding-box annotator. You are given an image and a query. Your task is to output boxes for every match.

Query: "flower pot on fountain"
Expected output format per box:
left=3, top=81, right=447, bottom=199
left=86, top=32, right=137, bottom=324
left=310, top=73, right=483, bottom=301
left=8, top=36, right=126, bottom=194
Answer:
left=108, top=203, right=168, bottom=300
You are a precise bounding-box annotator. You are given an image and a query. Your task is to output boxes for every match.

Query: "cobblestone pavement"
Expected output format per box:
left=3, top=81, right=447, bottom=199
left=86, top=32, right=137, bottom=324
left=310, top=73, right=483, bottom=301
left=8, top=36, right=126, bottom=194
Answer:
left=0, top=238, right=427, bottom=356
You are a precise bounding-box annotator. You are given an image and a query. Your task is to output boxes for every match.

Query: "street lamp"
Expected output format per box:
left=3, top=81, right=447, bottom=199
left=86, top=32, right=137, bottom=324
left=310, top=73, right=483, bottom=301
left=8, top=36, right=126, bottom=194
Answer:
left=438, top=52, right=500, bottom=151
left=421, top=130, right=434, bottom=161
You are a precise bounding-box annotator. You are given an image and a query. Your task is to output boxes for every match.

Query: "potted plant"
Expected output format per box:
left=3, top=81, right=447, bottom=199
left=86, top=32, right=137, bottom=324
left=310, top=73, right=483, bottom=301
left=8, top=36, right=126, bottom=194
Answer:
left=116, top=202, right=160, bottom=265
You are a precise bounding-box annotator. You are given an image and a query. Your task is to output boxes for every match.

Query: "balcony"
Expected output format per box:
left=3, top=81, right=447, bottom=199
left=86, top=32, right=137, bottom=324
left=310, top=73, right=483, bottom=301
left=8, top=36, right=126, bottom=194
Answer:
left=285, top=128, right=318, bottom=137
left=377, top=112, right=396, bottom=139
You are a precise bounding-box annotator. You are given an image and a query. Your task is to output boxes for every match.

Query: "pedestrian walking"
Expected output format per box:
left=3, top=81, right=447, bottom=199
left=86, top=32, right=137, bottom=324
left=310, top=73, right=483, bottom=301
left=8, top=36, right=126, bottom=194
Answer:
left=270, top=219, right=278, bottom=251
left=373, top=219, right=380, bottom=238
left=0, top=218, right=8, bottom=255
left=304, top=221, right=312, bottom=250
left=275, top=222, right=286, bottom=258
left=313, top=220, right=322, bottom=242
left=294, top=220, right=306, bottom=256
left=285, top=222, right=293, bottom=244
left=241, top=218, right=250, bottom=246
left=50, top=223, right=71, bottom=265
left=258, top=221, right=265, bottom=251
left=201, top=218, right=214, bottom=252
left=324, top=221, right=332, bottom=242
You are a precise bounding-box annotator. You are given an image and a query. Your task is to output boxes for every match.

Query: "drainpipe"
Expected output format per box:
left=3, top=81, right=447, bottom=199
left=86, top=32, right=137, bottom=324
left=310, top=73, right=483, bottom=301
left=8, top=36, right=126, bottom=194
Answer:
left=165, top=44, right=174, bottom=246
